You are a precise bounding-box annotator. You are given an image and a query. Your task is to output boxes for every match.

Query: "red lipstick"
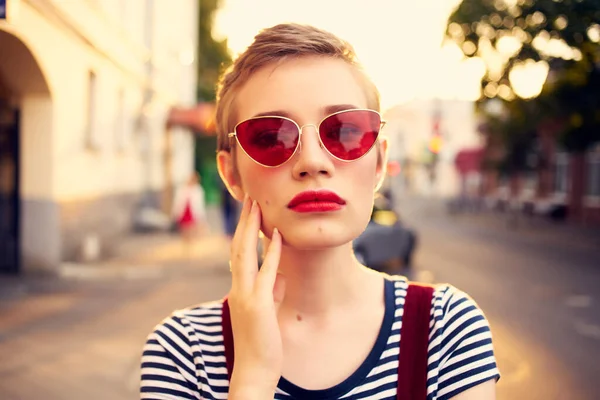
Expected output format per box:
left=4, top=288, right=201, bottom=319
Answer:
left=287, top=190, right=346, bottom=213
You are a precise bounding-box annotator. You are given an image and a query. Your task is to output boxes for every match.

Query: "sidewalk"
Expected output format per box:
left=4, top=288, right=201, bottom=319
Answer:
left=0, top=232, right=232, bottom=337
left=0, top=232, right=234, bottom=400
left=58, top=232, right=232, bottom=280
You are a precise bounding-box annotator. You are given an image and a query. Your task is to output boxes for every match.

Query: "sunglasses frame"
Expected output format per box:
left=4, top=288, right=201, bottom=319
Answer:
left=228, top=108, right=386, bottom=168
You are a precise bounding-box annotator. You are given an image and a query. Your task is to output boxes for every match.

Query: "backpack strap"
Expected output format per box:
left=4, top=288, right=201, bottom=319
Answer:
left=221, top=281, right=435, bottom=400
left=397, top=282, right=435, bottom=400
left=221, top=297, right=234, bottom=381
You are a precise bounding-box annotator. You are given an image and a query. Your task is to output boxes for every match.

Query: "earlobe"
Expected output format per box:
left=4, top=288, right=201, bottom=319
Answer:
left=216, top=150, right=244, bottom=201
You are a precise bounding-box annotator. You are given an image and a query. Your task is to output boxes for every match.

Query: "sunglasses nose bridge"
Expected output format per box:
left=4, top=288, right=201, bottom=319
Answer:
left=298, top=123, right=324, bottom=149
left=299, top=123, right=318, bottom=133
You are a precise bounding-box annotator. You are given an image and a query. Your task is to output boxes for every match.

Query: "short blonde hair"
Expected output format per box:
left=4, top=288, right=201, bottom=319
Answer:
left=215, top=23, right=381, bottom=152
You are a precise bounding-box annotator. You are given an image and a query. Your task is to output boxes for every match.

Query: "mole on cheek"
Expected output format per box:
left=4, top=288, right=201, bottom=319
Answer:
left=265, top=199, right=270, bottom=206
left=296, top=314, right=303, bottom=322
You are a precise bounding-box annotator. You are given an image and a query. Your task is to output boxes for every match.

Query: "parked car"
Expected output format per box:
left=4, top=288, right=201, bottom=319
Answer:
left=353, top=207, right=417, bottom=271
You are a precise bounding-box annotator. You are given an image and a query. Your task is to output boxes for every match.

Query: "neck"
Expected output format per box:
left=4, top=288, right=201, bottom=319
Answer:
left=275, top=241, right=382, bottom=318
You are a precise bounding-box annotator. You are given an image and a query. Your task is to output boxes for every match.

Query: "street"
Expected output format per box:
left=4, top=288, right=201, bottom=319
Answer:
left=1, top=198, right=599, bottom=399
left=398, top=196, right=600, bottom=400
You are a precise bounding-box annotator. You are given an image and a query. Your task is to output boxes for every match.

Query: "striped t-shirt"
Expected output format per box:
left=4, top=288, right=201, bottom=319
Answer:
left=141, top=276, right=500, bottom=399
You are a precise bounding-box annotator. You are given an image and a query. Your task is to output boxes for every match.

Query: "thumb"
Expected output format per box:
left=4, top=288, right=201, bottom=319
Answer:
left=273, top=273, right=286, bottom=309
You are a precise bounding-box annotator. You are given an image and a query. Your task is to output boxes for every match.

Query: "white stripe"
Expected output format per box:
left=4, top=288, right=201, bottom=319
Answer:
left=386, top=333, right=400, bottom=345
left=348, top=371, right=398, bottom=395
left=440, top=319, right=488, bottom=364
left=153, top=328, right=197, bottom=381
left=437, top=369, right=498, bottom=398
left=442, top=342, right=495, bottom=371
left=367, top=358, right=398, bottom=377
left=140, top=379, right=201, bottom=400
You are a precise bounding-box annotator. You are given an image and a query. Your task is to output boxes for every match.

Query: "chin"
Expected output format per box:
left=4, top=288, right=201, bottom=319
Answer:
left=280, top=224, right=362, bottom=250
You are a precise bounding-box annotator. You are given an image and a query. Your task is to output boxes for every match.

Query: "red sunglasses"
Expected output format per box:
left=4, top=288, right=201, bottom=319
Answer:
left=228, top=109, right=385, bottom=167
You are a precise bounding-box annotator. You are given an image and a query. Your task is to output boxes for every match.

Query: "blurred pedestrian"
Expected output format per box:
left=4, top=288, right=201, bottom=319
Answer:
left=221, top=183, right=239, bottom=238
left=171, top=172, right=207, bottom=256
left=142, top=23, right=499, bottom=400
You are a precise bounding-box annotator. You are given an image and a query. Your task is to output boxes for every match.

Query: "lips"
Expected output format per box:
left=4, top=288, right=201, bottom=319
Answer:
left=287, top=190, right=346, bottom=212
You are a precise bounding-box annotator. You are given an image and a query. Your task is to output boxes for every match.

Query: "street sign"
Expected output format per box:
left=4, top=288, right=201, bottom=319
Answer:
left=0, top=0, right=6, bottom=20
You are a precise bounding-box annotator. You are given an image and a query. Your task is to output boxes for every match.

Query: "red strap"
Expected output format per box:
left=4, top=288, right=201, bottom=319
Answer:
left=397, top=283, right=434, bottom=400
left=221, top=282, right=434, bottom=400
left=221, top=297, right=234, bottom=381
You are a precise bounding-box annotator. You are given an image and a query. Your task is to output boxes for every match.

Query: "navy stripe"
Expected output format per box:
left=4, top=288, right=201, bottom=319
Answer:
left=354, top=379, right=396, bottom=398
left=439, top=370, right=499, bottom=400
left=154, top=331, right=195, bottom=377
left=141, top=361, right=179, bottom=374
left=442, top=325, right=490, bottom=362
left=140, top=385, right=196, bottom=399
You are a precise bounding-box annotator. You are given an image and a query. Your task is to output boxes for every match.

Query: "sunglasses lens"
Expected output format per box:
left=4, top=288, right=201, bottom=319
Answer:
left=236, top=117, right=299, bottom=166
left=319, top=110, right=381, bottom=161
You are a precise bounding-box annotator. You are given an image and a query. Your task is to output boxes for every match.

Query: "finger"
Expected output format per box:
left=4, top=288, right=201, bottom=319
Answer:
left=236, top=200, right=261, bottom=283
left=255, top=228, right=282, bottom=296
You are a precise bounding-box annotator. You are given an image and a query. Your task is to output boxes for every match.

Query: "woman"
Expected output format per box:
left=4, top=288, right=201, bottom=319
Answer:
left=171, top=172, right=207, bottom=253
left=141, top=23, right=499, bottom=399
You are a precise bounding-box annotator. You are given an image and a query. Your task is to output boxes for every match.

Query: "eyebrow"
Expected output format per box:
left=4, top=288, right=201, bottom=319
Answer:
left=323, top=104, right=361, bottom=115
left=252, top=110, right=293, bottom=118
left=251, top=104, right=361, bottom=119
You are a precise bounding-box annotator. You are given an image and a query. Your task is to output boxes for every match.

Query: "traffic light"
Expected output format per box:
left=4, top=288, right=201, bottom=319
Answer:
left=428, top=133, right=443, bottom=154
left=428, top=117, right=443, bottom=154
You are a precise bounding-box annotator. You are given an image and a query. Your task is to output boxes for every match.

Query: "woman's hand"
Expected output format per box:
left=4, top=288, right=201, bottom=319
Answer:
left=227, top=195, right=286, bottom=398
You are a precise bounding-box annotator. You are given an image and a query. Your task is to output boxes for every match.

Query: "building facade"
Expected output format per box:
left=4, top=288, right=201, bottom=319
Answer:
left=383, top=99, right=482, bottom=199
left=0, top=0, right=199, bottom=274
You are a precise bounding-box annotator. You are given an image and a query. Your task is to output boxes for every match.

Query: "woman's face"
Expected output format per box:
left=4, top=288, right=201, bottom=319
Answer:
left=221, top=56, right=386, bottom=249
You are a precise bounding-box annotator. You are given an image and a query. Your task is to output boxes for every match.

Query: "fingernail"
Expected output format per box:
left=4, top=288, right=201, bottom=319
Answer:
left=251, top=200, right=257, bottom=212
left=273, top=227, right=279, bottom=237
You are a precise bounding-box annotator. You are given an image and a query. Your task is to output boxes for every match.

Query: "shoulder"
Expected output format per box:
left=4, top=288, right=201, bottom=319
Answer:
left=146, top=300, right=224, bottom=350
left=387, top=277, right=491, bottom=337
left=141, top=301, right=227, bottom=398
left=385, top=277, right=499, bottom=398
left=430, top=283, right=490, bottom=333
left=428, top=284, right=500, bottom=399
left=386, top=276, right=487, bottom=324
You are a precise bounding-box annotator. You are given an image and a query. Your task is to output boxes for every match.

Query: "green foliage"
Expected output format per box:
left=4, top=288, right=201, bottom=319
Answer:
left=447, top=0, right=600, bottom=155
left=551, top=51, right=600, bottom=151
left=478, top=97, right=540, bottom=174
left=194, top=0, right=231, bottom=204
left=197, top=0, right=232, bottom=102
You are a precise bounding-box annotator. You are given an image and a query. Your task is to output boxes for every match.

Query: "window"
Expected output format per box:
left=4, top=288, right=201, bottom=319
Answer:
left=554, top=152, right=569, bottom=194
left=115, top=88, right=127, bottom=151
left=586, top=152, right=600, bottom=199
left=85, top=70, right=100, bottom=149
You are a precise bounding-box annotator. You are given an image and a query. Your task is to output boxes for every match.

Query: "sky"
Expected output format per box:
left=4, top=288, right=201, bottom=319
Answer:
left=213, top=0, right=486, bottom=111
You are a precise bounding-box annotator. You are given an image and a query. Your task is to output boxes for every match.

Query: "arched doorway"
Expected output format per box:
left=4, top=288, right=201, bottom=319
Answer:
left=0, top=91, right=19, bottom=273
left=0, top=29, right=52, bottom=274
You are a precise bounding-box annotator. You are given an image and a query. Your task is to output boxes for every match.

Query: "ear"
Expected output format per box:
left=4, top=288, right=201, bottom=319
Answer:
left=374, top=137, right=389, bottom=192
left=217, top=150, right=245, bottom=201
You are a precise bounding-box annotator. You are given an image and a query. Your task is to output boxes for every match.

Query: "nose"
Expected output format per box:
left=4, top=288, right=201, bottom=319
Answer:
left=291, top=124, right=334, bottom=179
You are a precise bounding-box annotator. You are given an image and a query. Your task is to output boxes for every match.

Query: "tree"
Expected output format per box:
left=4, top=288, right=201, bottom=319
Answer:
left=195, top=0, right=232, bottom=204
left=447, top=0, right=600, bottom=153
left=197, top=0, right=231, bottom=102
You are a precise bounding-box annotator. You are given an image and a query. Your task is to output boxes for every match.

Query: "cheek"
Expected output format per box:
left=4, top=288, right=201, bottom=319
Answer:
left=238, top=158, right=285, bottom=209
left=351, top=154, right=379, bottom=190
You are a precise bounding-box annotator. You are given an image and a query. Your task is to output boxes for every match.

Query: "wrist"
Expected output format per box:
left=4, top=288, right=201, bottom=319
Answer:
left=228, top=383, right=276, bottom=400
left=229, top=371, right=278, bottom=400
